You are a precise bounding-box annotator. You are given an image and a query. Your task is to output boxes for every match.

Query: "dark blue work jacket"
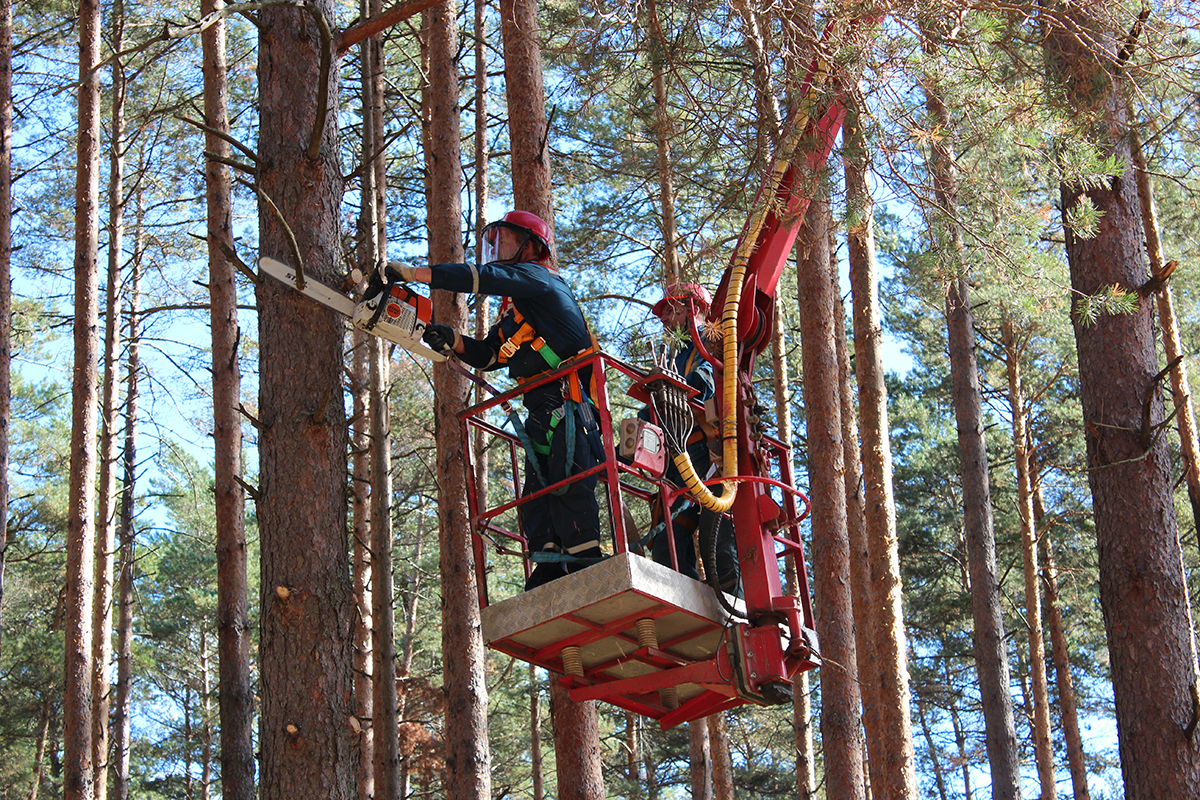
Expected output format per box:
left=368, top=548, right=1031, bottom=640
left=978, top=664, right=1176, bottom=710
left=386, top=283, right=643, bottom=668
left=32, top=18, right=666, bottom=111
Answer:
left=430, top=260, right=593, bottom=402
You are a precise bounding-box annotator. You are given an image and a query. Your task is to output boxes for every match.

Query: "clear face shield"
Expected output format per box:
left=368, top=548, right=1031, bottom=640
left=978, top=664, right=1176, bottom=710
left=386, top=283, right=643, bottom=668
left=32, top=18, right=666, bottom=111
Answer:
left=482, top=222, right=532, bottom=264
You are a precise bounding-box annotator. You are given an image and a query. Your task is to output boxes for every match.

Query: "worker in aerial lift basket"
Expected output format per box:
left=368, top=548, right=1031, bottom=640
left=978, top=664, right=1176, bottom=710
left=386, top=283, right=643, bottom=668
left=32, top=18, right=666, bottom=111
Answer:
left=386, top=210, right=605, bottom=591
left=644, top=282, right=741, bottom=597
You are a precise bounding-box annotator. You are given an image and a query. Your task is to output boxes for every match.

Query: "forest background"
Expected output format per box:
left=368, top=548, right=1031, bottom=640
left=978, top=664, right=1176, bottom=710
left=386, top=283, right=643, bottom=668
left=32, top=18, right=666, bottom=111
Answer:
left=4, top=0, right=1200, bottom=797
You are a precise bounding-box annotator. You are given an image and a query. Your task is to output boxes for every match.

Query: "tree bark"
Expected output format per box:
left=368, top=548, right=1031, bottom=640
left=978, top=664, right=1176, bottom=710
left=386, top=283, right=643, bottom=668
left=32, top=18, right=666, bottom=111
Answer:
left=707, top=713, right=734, bottom=800
left=844, top=87, right=919, bottom=800
left=202, top=2, right=254, bottom=797
left=922, top=30, right=1022, bottom=796
left=1001, top=317, right=1056, bottom=799
left=1044, top=10, right=1200, bottom=797
left=66, top=0, right=103, bottom=793
left=0, top=0, right=11, bottom=652
left=500, top=0, right=603, bottom=792
left=112, top=258, right=140, bottom=800
left=91, top=5, right=125, bottom=792
left=256, top=1, right=356, bottom=796
left=797, top=193, right=866, bottom=800
left=424, top=4, right=492, bottom=797
left=1129, top=129, right=1200, bottom=540
left=1032, top=475, right=1091, bottom=800
left=688, top=720, right=713, bottom=800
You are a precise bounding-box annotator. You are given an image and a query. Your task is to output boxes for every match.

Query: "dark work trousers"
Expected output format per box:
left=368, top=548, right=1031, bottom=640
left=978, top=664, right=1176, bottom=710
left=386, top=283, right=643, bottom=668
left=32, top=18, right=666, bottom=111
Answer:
left=651, top=436, right=741, bottom=596
left=521, top=387, right=605, bottom=588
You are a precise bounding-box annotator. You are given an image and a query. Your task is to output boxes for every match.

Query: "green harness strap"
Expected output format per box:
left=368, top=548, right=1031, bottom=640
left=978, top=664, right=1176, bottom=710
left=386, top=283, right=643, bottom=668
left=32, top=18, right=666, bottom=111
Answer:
left=505, top=400, right=577, bottom=497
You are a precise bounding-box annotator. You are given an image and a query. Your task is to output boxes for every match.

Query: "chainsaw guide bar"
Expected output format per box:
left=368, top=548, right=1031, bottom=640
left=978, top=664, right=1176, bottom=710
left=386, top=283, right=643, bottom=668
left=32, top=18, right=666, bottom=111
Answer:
left=259, top=257, right=447, bottom=362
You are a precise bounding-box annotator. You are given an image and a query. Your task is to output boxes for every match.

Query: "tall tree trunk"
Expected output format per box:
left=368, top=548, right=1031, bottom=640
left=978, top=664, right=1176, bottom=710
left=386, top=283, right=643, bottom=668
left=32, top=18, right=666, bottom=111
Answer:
left=472, top=0, right=492, bottom=389
left=500, top=0, right=603, bottom=793
left=773, top=300, right=816, bottom=800
left=202, top=1, right=254, bottom=797
left=500, top=0, right=554, bottom=239
left=837, top=281, right=878, bottom=799
left=1032, top=474, right=1091, bottom=800
left=645, top=0, right=679, bottom=285
left=1044, top=11, right=1200, bottom=797
left=256, top=1, right=356, bottom=796
left=30, top=691, right=54, bottom=800
left=200, top=632, right=213, bottom=800
left=531, top=667, right=546, bottom=800
left=797, top=193, right=866, bottom=800
left=1001, top=317, right=1056, bottom=799
left=1129, top=129, right=1200, bottom=538
left=424, top=4, right=492, bottom=797
left=915, top=692, right=949, bottom=800
left=364, top=15, right=396, bottom=800
left=351, top=4, right=383, bottom=797
left=91, top=5, right=125, bottom=793
left=845, top=87, right=918, bottom=800
left=0, top=0, right=11, bottom=650
left=946, top=659, right=973, bottom=800
left=369, top=329, right=397, bottom=800
left=112, top=255, right=140, bottom=800
left=922, top=29, right=1022, bottom=797
left=945, top=272, right=1022, bottom=799
left=707, top=712, right=734, bottom=800
left=351, top=340, right=374, bottom=800
left=66, top=0, right=103, bottom=793
left=688, top=721, right=713, bottom=800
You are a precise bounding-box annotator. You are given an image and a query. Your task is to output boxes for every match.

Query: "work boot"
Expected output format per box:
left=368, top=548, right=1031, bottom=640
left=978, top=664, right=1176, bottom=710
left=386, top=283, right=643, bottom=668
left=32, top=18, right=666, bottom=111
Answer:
left=524, top=562, right=566, bottom=591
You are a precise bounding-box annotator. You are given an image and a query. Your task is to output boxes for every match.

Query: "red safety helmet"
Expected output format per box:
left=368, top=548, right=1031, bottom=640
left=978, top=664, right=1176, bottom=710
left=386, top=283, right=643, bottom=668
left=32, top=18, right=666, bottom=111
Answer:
left=482, top=210, right=553, bottom=263
left=651, top=282, right=712, bottom=320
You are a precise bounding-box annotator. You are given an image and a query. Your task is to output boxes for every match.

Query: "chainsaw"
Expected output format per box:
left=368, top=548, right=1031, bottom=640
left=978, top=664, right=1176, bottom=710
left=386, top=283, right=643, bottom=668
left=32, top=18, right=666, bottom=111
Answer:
left=258, top=256, right=446, bottom=362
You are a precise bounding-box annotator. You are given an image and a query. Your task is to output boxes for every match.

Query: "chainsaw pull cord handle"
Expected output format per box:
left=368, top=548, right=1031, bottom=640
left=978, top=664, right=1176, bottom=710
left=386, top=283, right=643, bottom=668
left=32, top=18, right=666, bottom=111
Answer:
left=365, top=263, right=402, bottom=331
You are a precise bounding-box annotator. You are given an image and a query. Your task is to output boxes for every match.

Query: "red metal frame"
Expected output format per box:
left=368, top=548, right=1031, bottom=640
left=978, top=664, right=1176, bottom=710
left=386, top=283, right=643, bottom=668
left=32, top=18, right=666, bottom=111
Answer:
left=457, top=351, right=819, bottom=725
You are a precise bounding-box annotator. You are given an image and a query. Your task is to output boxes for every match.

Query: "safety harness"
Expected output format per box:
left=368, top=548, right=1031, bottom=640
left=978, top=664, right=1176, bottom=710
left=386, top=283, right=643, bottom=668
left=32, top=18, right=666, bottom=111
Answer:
left=497, top=307, right=599, bottom=496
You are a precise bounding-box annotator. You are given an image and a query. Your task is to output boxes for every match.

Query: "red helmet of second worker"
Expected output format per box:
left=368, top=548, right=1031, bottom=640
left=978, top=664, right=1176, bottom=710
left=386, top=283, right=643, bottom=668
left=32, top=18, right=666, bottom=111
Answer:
left=651, top=282, right=712, bottom=321
left=481, top=210, right=553, bottom=264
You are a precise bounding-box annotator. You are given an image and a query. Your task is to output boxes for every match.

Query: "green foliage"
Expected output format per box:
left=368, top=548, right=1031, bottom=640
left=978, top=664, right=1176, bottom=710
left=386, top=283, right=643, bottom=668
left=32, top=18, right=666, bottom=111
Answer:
left=1072, top=284, right=1140, bottom=327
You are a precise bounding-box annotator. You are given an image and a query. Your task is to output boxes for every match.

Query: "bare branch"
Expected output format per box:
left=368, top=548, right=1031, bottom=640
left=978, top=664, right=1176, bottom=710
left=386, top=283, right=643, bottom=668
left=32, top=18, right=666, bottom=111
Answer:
left=336, top=0, right=448, bottom=55
left=176, top=113, right=260, bottom=165
left=237, top=176, right=305, bottom=288
left=305, top=0, right=334, bottom=162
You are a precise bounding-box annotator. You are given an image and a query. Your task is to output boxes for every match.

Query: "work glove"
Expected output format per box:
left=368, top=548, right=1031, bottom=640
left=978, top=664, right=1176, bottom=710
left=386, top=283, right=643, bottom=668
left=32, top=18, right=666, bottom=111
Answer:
left=385, top=259, right=418, bottom=283
left=423, top=323, right=460, bottom=356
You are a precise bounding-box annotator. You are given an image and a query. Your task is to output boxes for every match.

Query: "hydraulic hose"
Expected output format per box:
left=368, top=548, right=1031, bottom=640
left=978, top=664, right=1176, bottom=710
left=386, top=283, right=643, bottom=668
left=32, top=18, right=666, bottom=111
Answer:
left=671, top=48, right=833, bottom=514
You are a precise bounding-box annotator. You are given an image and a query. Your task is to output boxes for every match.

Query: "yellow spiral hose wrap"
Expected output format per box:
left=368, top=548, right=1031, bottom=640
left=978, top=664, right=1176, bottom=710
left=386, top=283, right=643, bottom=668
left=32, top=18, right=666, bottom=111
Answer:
left=671, top=49, right=832, bottom=514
